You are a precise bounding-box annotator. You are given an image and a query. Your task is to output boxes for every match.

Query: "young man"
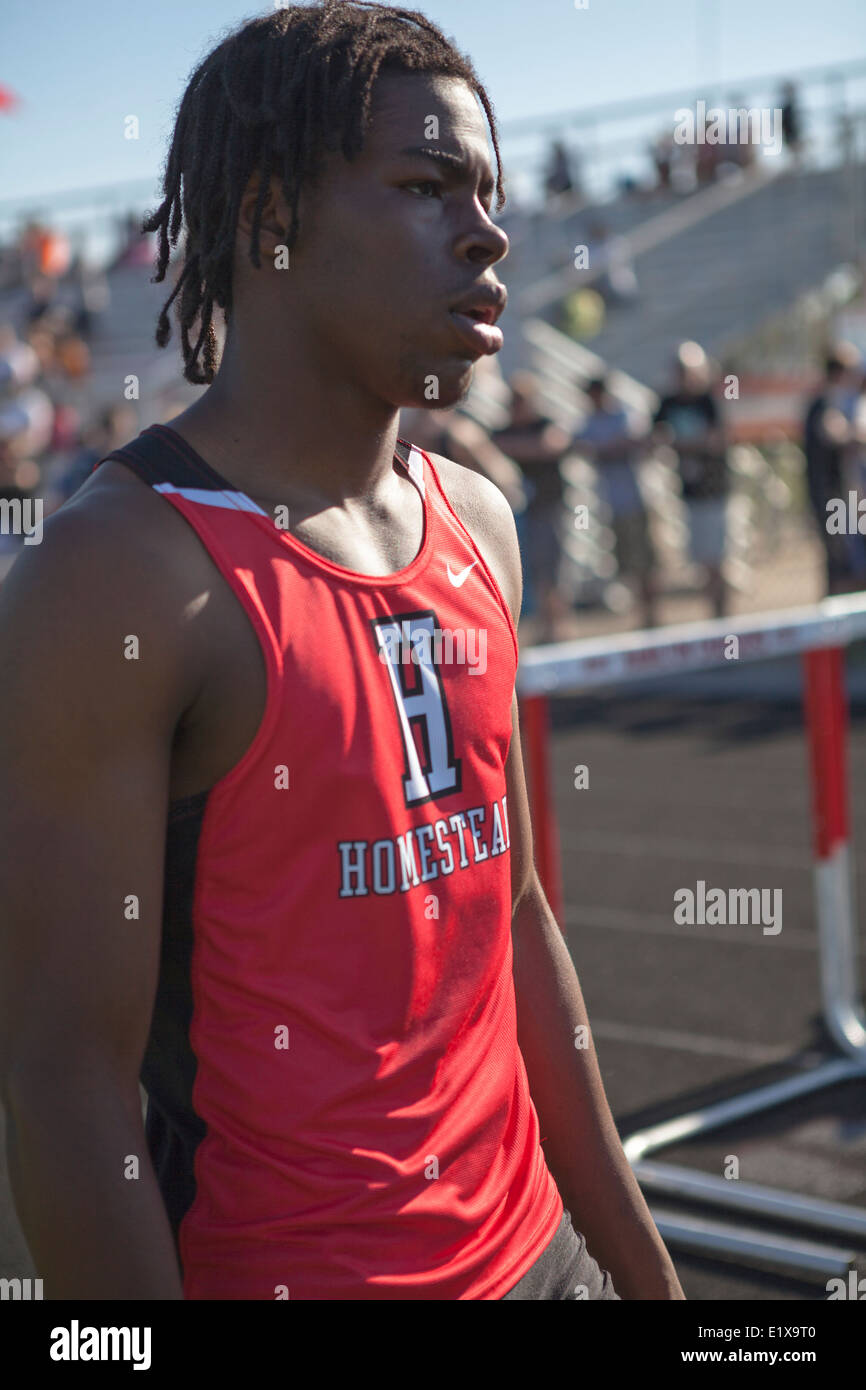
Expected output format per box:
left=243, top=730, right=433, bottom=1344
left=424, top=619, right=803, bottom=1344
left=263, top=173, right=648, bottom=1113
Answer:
left=0, top=3, right=683, bottom=1301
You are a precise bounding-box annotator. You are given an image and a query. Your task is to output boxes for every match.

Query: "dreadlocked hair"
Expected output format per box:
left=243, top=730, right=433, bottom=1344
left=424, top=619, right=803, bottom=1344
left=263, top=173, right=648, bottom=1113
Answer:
left=142, top=0, right=505, bottom=385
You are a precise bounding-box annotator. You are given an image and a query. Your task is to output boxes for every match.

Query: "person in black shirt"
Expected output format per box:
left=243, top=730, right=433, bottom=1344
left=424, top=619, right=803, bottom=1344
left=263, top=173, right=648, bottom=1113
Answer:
left=653, top=343, right=729, bottom=617
left=803, top=344, right=864, bottom=595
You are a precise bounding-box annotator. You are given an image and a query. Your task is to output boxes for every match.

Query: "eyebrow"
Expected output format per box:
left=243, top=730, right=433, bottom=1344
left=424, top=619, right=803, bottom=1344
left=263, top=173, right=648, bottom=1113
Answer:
left=398, top=145, right=495, bottom=192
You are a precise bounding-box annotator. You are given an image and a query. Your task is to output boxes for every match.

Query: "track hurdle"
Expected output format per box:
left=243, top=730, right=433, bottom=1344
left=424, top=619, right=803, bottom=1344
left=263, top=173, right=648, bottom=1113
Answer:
left=517, top=594, right=866, bottom=1278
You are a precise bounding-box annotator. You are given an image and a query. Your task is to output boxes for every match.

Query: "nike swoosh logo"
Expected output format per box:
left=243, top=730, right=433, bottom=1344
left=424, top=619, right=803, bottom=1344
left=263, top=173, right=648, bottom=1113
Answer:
left=447, top=559, right=479, bottom=588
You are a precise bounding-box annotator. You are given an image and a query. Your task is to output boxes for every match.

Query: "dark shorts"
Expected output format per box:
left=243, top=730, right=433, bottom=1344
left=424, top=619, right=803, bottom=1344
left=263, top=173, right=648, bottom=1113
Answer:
left=501, top=1209, right=621, bottom=1300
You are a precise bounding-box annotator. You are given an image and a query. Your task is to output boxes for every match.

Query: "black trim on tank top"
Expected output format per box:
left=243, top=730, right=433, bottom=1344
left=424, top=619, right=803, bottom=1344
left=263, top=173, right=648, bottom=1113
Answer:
left=101, top=426, right=219, bottom=491
left=141, top=787, right=211, bottom=1265
left=168, top=787, right=212, bottom=818
left=96, top=430, right=229, bottom=1251
left=147, top=423, right=415, bottom=487
left=101, top=423, right=415, bottom=496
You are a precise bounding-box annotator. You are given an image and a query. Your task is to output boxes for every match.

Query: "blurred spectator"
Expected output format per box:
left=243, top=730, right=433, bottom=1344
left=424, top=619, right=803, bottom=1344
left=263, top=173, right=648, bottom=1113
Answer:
left=653, top=342, right=730, bottom=617
left=543, top=139, right=580, bottom=205
left=0, top=325, right=54, bottom=466
left=54, top=403, right=140, bottom=505
left=0, top=301, right=103, bottom=537
left=492, top=371, right=572, bottom=641
left=585, top=221, right=638, bottom=307
left=68, top=252, right=110, bottom=338
left=25, top=272, right=60, bottom=326
left=0, top=383, right=52, bottom=503
left=848, top=369, right=866, bottom=479
left=726, top=96, right=757, bottom=173
left=845, top=371, right=866, bottom=587
left=113, top=211, right=157, bottom=270
left=695, top=111, right=723, bottom=186
left=650, top=130, right=674, bottom=191
left=0, top=325, right=50, bottom=522
left=576, top=376, right=658, bottom=628
left=0, top=326, right=40, bottom=393
left=0, top=215, right=144, bottom=580
left=803, top=343, right=865, bottom=595
left=780, top=81, right=804, bottom=161
left=19, top=220, right=71, bottom=281
left=53, top=330, right=91, bottom=382
left=400, top=405, right=526, bottom=513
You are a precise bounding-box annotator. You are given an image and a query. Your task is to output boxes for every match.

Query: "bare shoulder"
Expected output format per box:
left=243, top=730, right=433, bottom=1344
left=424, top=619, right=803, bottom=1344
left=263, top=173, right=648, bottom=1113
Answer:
left=424, top=449, right=522, bottom=622
left=0, top=459, right=214, bottom=725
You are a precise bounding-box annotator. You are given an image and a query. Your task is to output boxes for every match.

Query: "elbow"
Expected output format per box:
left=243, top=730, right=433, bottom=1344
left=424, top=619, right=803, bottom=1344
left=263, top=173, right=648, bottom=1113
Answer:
left=511, top=860, right=541, bottom=920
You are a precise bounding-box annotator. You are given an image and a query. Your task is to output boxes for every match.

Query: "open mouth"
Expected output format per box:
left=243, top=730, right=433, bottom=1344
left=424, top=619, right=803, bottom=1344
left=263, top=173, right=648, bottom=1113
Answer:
left=448, top=306, right=504, bottom=356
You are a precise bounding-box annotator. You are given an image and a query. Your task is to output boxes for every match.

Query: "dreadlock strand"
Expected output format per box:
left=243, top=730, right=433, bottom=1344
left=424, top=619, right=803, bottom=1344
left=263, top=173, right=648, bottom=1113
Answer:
left=247, top=143, right=276, bottom=272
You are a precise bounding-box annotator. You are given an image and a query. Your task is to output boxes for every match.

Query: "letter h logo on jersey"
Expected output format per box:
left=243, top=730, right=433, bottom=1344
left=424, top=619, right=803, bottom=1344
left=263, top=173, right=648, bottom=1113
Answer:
left=371, top=611, right=462, bottom=808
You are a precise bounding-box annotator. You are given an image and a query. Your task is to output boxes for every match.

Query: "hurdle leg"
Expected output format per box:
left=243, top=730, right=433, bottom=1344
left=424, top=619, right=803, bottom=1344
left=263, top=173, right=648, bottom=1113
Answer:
left=802, top=645, right=866, bottom=1053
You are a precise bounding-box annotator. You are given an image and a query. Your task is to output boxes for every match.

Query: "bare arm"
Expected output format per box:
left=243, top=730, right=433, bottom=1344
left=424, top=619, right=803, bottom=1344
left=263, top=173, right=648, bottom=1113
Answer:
left=0, top=486, right=199, bottom=1298
left=503, top=704, right=683, bottom=1300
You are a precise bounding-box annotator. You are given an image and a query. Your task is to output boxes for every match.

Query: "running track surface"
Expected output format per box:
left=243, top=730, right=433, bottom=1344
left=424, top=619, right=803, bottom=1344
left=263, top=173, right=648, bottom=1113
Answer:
left=547, top=679, right=866, bottom=1300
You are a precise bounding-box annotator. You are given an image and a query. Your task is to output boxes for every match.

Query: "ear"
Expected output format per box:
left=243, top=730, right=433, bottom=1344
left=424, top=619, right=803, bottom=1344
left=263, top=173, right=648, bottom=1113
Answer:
left=236, top=172, right=291, bottom=258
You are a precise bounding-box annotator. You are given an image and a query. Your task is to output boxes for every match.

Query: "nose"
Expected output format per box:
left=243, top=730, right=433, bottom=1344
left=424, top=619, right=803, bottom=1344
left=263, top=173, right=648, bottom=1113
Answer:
left=454, top=214, right=509, bottom=269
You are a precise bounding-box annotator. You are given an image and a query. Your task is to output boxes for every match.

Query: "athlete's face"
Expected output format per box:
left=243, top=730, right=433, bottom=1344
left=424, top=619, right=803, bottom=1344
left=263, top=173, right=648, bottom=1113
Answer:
left=269, top=72, right=509, bottom=409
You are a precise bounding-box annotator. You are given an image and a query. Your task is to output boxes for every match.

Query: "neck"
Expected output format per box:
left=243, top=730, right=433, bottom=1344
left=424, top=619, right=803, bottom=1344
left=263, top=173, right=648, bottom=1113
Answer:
left=172, top=319, right=402, bottom=505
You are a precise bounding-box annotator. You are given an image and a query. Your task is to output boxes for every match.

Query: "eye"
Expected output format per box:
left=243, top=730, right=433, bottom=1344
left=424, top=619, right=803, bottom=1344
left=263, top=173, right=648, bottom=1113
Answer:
left=403, top=180, right=443, bottom=198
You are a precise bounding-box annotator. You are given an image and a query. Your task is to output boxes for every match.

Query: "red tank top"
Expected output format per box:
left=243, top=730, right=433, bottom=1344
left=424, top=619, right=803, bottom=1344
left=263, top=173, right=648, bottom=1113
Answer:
left=102, top=423, right=563, bottom=1299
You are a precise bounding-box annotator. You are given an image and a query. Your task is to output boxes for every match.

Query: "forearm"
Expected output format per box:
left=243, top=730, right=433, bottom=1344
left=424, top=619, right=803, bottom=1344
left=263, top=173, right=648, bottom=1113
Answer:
left=4, top=1065, right=184, bottom=1299
left=511, top=876, right=684, bottom=1300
